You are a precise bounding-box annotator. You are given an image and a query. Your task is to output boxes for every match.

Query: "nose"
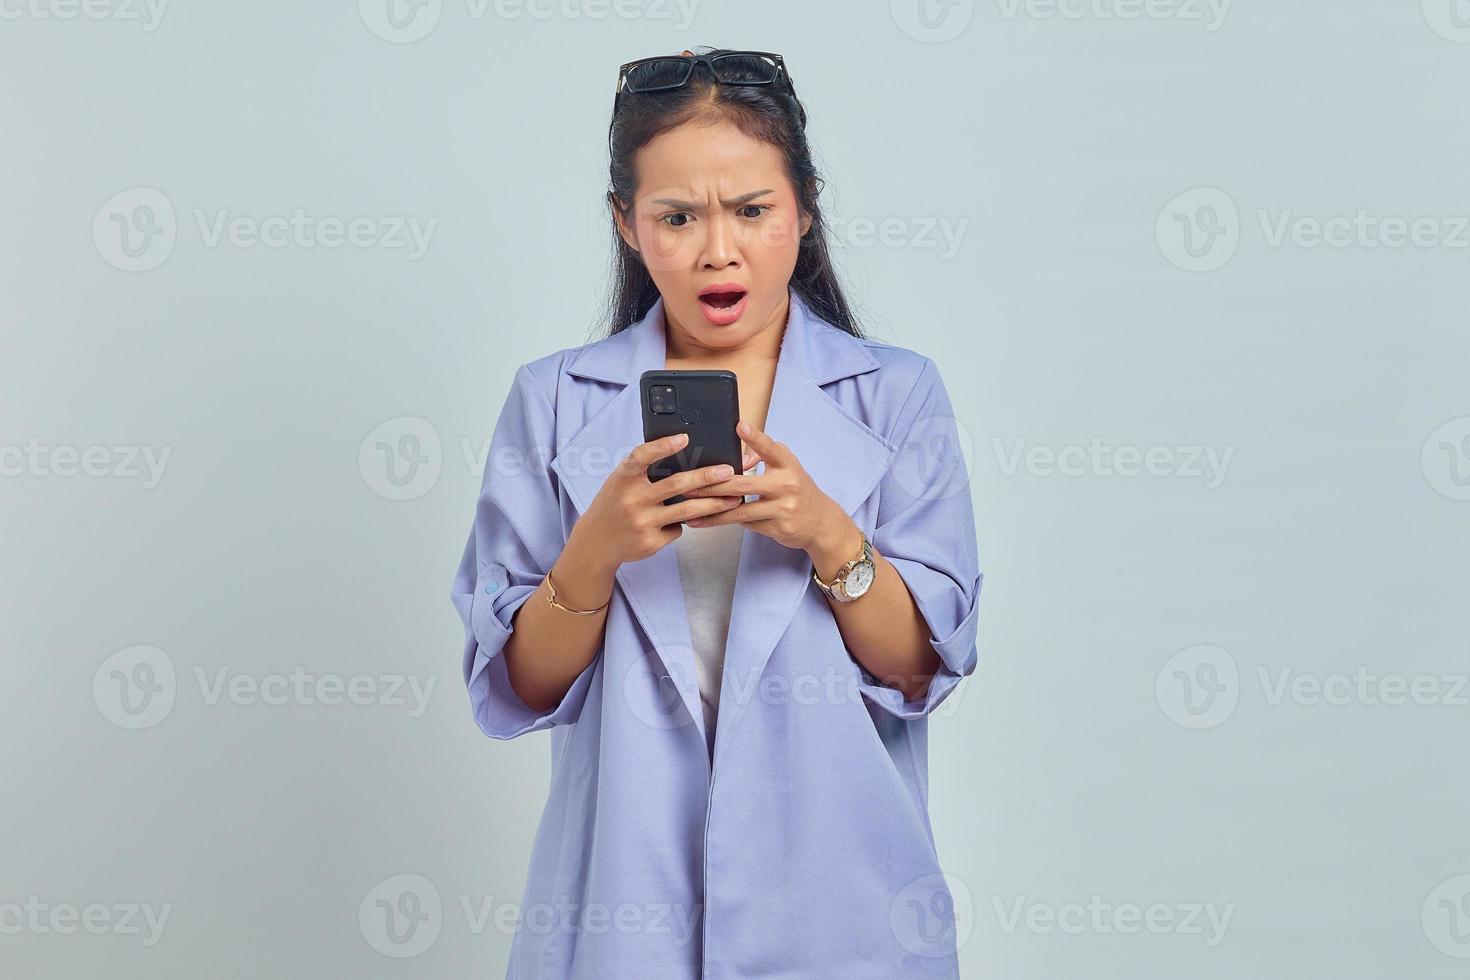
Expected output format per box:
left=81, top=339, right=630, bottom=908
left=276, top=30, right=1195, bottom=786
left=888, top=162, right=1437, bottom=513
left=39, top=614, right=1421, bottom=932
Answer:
left=699, top=210, right=741, bottom=270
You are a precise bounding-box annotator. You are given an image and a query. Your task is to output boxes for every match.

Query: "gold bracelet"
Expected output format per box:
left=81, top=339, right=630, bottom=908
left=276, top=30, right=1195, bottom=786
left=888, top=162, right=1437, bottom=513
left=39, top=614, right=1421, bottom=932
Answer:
left=544, top=568, right=610, bottom=615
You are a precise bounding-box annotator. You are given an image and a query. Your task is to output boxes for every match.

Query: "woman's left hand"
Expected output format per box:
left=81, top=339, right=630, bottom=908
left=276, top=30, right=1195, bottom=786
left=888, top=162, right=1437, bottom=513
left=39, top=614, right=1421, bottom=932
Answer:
left=681, top=421, right=847, bottom=555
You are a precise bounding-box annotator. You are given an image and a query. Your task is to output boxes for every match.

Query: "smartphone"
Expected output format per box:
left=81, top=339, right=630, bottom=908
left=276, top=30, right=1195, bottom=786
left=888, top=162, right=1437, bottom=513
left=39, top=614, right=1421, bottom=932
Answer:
left=640, top=369, right=743, bottom=506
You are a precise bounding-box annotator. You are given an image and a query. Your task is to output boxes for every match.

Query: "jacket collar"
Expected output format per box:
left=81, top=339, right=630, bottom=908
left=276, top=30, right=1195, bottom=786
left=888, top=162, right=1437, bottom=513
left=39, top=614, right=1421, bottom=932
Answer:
left=551, top=287, right=894, bottom=768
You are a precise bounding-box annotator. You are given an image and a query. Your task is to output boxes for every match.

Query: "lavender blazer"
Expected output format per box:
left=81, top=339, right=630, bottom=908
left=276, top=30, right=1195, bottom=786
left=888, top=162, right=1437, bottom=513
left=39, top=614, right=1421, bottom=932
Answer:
left=451, top=287, right=983, bottom=978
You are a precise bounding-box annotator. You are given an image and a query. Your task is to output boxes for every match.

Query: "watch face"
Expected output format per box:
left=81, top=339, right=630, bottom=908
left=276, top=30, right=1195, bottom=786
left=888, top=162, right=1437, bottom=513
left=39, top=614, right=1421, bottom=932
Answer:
left=843, top=560, right=875, bottom=598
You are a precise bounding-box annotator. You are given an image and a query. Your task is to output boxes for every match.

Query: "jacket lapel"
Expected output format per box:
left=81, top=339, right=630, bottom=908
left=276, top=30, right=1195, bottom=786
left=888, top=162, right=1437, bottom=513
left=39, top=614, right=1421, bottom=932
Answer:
left=550, top=289, right=894, bottom=764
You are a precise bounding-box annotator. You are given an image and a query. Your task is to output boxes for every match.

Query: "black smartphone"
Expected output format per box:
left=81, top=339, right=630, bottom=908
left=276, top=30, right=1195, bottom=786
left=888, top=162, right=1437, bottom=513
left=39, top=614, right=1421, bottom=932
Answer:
left=640, top=369, right=743, bottom=506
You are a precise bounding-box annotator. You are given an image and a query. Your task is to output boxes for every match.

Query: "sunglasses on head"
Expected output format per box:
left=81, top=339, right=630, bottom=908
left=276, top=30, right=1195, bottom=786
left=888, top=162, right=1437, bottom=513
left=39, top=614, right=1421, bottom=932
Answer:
left=612, top=50, right=797, bottom=115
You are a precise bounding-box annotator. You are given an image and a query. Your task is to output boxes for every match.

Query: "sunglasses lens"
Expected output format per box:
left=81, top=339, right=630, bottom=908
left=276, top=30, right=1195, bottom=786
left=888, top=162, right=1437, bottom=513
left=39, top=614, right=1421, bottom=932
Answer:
left=623, top=58, right=690, bottom=93
left=711, top=53, right=781, bottom=85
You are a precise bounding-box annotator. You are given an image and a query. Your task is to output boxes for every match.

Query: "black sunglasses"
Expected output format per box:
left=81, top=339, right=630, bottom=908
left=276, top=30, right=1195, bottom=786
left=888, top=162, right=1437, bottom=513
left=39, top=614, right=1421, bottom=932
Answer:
left=612, top=50, right=797, bottom=117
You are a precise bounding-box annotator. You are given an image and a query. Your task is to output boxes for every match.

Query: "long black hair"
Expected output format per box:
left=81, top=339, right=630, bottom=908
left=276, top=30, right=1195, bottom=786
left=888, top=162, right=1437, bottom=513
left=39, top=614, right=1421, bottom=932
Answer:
left=602, top=46, right=864, bottom=340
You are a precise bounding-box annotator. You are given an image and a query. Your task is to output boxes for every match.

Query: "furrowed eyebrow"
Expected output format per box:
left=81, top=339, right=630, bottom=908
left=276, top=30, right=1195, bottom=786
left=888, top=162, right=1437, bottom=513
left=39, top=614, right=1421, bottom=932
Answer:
left=650, top=189, right=775, bottom=210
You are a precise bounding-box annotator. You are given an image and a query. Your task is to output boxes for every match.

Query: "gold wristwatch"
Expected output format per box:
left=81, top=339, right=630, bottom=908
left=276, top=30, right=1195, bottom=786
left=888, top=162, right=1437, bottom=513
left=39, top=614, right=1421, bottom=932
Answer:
left=812, top=530, right=876, bottom=603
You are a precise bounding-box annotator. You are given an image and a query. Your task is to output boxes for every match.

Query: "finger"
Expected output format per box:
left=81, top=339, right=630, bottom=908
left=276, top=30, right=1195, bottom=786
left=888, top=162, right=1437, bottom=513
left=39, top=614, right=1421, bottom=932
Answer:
left=678, top=473, right=770, bottom=499
left=618, top=432, right=688, bottom=479
left=685, top=498, right=779, bottom=527
left=656, top=493, right=744, bottom=528
left=737, top=422, right=788, bottom=467
left=647, top=461, right=739, bottom=503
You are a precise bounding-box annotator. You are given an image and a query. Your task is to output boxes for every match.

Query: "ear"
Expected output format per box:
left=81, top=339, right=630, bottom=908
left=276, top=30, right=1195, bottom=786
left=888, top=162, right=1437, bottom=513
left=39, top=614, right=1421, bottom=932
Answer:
left=609, top=192, right=639, bottom=253
left=796, top=177, right=817, bottom=239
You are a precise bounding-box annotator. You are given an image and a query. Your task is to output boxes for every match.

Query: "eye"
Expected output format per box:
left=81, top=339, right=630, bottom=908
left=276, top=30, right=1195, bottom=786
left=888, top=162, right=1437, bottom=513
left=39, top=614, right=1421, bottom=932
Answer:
left=738, top=204, right=772, bottom=220
left=658, top=212, right=693, bottom=228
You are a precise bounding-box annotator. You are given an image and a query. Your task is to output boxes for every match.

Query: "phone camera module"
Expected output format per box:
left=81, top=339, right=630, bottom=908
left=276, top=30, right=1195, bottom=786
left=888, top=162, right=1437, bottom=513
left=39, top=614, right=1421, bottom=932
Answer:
left=651, top=385, right=677, bottom=416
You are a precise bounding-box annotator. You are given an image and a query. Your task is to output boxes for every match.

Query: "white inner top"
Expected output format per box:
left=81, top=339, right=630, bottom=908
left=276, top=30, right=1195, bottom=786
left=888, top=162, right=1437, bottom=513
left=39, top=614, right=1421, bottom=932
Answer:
left=673, top=521, right=745, bottom=759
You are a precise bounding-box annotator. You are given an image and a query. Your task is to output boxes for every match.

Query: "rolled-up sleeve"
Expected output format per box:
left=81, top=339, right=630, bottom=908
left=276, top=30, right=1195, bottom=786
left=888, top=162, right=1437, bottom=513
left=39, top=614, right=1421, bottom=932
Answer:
left=450, top=364, right=598, bottom=739
left=859, top=357, right=984, bottom=720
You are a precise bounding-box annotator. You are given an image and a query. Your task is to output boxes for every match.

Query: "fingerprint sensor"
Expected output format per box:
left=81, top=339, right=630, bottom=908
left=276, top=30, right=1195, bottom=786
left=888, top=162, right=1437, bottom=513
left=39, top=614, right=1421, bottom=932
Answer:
left=681, top=408, right=700, bottom=424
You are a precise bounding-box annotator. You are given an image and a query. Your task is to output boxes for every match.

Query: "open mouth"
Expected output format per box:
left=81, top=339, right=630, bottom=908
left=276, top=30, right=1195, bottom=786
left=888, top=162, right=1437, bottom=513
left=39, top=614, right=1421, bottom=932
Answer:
left=699, top=290, right=746, bottom=310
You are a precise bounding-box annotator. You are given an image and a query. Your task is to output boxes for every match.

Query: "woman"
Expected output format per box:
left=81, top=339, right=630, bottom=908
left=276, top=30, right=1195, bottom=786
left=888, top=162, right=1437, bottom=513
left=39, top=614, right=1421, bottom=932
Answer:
left=451, top=47, right=983, bottom=978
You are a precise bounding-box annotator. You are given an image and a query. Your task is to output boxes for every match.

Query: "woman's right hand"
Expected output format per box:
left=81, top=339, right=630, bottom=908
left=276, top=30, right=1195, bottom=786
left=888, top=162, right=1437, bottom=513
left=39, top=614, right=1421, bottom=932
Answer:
left=569, top=432, right=748, bottom=570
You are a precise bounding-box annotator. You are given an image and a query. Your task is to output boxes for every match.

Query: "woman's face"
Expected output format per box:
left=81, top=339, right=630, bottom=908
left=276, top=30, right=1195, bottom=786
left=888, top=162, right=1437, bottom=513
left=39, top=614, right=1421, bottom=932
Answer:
left=614, top=117, right=812, bottom=354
